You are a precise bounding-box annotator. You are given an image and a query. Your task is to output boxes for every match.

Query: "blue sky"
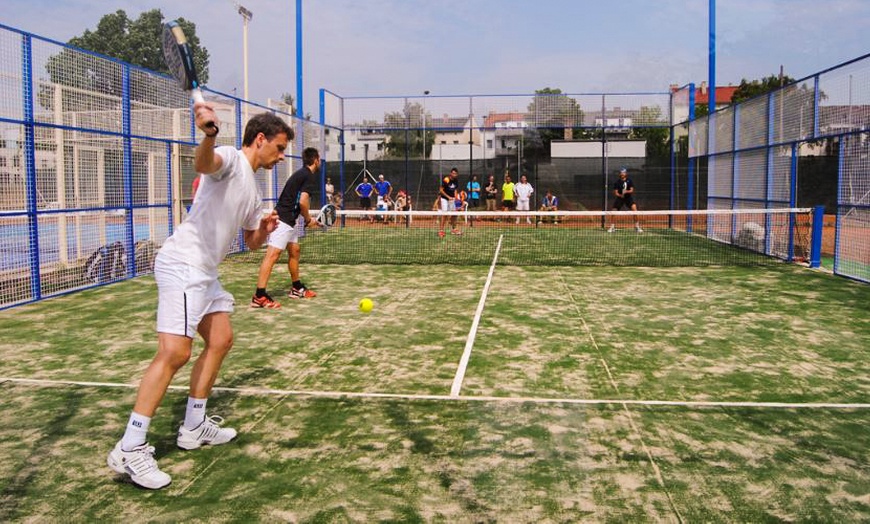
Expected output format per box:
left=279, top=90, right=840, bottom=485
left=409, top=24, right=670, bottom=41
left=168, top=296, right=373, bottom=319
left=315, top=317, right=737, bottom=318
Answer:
left=2, top=0, right=868, bottom=114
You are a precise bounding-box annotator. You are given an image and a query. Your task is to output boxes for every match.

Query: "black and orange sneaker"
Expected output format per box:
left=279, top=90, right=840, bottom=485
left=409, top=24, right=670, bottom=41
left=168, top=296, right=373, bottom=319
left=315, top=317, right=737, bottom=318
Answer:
left=251, top=293, right=281, bottom=309
left=288, top=285, right=317, bottom=299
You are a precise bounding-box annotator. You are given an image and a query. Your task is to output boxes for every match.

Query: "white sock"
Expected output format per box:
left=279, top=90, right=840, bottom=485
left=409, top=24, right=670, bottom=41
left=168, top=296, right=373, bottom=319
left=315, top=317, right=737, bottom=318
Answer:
left=183, top=397, right=208, bottom=430
left=121, top=412, right=151, bottom=451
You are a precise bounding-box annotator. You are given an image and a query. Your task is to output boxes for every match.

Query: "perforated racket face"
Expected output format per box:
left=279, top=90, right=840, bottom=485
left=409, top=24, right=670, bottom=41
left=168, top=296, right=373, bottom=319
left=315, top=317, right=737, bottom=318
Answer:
left=319, top=204, right=337, bottom=228
left=162, top=21, right=199, bottom=91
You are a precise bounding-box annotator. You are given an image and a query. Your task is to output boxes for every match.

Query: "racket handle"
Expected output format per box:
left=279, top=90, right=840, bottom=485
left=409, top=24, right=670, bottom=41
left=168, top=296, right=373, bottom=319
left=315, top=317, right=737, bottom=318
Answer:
left=191, top=88, right=219, bottom=135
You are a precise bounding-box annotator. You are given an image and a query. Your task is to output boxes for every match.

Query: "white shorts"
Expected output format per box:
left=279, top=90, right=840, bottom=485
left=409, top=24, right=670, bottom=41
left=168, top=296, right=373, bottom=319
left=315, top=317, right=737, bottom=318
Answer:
left=154, top=255, right=234, bottom=338
left=516, top=199, right=531, bottom=211
left=439, top=197, right=453, bottom=212
left=267, top=216, right=305, bottom=250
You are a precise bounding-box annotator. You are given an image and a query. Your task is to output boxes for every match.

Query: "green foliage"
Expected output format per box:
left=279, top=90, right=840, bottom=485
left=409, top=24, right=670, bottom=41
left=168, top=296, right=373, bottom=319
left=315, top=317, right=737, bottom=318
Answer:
left=40, top=9, right=209, bottom=111
left=629, top=106, right=670, bottom=158
left=731, top=74, right=796, bottom=104
left=524, top=88, right=587, bottom=161
left=383, top=101, right=435, bottom=159
left=279, top=92, right=297, bottom=115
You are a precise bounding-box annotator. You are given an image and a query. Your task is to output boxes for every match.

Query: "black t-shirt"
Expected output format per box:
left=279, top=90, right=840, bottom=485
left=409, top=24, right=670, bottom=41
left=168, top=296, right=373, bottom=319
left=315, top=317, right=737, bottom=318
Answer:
left=276, top=166, right=315, bottom=224
left=441, top=176, right=458, bottom=199
left=613, top=177, right=634, bottom=196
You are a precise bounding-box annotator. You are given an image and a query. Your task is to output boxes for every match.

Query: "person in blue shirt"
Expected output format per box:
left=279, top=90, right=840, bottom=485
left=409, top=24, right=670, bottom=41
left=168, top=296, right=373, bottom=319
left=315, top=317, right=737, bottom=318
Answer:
left=355, top=175, right=375, bottom=223
left=539, top=189, right=559, bottom=224
left=466, top=174, right=481, bottom=209
left=374, top=174, right=392, bottom=222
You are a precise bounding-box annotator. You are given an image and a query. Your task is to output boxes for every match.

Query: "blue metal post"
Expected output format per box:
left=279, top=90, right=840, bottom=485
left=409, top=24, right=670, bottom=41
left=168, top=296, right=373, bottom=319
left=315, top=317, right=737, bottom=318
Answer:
left=22, top=34, right=40, bottom=300
left=296, top=0, right=303, bottom=119
left=166, top=142, right=174, bottom=235
left=687, top=84, right=695, bottom=232
left=122, top=65, right=135, bottom=277
left=834, top=139, right=845, bottom=274
left=809, top=205, right=824, bottom=268
left=765, top=93, right=776, bottom=252
left=708, top=0, right=716, bottom=114
left=788, top=144, right=798, bottom=261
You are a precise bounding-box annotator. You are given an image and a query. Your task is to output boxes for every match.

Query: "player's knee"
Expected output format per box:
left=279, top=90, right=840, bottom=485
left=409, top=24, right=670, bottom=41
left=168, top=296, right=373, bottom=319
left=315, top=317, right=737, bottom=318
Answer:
left=157, top=345, right=192, bottom=370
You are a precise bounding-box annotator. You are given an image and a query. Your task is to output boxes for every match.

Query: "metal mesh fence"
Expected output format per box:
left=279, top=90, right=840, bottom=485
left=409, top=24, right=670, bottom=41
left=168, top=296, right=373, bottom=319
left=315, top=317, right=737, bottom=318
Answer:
left=688, top=52, right=870, bottom=282
left=0, top=25, right=329, bottom=308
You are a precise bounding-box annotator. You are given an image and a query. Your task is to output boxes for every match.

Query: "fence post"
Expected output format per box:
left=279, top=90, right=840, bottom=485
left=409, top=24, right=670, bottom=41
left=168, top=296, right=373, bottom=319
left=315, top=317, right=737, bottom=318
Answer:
left=809, top=205, right=824, bottom=268
left=22, top=33, right=41, bottom=301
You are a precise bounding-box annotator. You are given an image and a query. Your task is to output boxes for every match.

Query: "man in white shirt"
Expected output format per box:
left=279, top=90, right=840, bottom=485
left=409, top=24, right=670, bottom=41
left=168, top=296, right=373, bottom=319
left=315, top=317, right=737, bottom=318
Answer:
left=107, top=106, right=291, bottom=490
left=514, top=174, right=534, bottom=224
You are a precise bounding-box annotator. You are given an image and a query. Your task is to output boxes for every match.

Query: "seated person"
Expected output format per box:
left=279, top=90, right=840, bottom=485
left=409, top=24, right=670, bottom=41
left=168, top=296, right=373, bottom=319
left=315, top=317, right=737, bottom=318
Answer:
left=376, top=194, right=393, bottom=223
left=539, top=190, right=559, bottom=223
left=455, top=189, right=468, bottom=211
left=393, top=191, right=413, bottom=221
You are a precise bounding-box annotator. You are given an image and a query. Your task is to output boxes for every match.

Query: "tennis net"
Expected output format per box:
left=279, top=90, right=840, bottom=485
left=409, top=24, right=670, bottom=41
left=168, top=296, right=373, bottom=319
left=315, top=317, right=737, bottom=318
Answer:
left=249, top=208, right=815, bottom=267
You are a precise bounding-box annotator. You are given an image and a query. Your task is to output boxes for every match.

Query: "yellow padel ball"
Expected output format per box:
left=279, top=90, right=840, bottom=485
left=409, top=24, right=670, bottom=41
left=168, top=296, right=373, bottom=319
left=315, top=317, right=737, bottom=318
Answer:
left=359, top=298, right=374, bottom=313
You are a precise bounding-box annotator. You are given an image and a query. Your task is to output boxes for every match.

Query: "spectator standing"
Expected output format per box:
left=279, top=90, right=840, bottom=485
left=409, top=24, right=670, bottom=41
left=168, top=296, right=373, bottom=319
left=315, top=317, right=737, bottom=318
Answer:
left=484, top=174, right=498, bottom=216
left=467, top=174, right=481, bottom=209
left=514, top=174, right=534, bottom=224
left=355, top=176, right=375, bottom=222
left=501, top=172, right=516, bottom=213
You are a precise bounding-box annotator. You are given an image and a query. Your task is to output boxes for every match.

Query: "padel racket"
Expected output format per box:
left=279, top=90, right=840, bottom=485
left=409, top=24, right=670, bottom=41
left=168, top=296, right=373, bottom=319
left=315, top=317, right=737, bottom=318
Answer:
left=162, top=20, right=218, bottom=135
left=316, top=204, right=337, bottom=231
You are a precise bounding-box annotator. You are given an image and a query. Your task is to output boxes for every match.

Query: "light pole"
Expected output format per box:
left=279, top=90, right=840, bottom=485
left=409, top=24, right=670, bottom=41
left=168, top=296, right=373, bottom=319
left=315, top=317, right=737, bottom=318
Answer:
left=236, top=3, right=253, bottom=119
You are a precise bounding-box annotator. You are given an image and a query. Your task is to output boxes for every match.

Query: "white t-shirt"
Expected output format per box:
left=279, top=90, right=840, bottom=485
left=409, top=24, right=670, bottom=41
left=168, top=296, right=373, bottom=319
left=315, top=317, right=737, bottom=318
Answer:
left=514, top=182, right=534, bottom=202
left=159, top=146, right=262, bottom=273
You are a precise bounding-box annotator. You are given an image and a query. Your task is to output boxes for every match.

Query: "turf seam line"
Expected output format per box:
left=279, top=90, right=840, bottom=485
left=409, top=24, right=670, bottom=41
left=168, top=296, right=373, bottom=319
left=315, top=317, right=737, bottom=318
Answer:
left=450, top=233, right=503, bottom=397
left=558, top=272, right=684, bottom=524
left=3, top=377, right=868, bottom=409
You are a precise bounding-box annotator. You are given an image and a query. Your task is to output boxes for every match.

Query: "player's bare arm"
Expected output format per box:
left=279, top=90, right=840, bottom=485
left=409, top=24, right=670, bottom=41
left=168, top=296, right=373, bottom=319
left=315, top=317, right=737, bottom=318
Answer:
left=193, top=101, right=223, bottom=175
left=299, top=192, right=317, bottom=228
left=244, top=211, right=279, bottom=250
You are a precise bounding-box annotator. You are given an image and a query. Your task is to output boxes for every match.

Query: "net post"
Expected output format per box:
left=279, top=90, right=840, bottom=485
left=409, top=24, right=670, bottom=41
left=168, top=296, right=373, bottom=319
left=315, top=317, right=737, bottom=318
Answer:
left=809, top=205, right=824, bottom=268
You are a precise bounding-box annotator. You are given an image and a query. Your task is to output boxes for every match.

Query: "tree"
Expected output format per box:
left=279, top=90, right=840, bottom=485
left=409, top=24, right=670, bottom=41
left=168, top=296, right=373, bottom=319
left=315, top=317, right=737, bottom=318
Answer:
left=731, top=74, right=795, bottom=104
left=629, top=106, right=670, bottom=158
left=524, top=88, right=587, bottom=161
left=278, top=92, right=297, bottom=115
left=41, top=10, right=209, bottom=109
left=382, top=101, right=434, bottom=159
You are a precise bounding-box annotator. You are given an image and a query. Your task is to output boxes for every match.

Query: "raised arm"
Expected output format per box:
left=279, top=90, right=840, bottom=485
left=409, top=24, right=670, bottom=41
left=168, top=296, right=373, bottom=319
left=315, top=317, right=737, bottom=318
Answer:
left=193, top=101, right=224, bottom=175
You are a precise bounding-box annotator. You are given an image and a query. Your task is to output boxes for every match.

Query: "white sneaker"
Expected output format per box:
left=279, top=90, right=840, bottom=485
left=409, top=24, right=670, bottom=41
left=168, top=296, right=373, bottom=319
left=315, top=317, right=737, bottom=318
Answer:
left=607, top=225, right=615, bottom=233
left=177, top=415, right=238, bottom=450
left=107, top=440, right=171, bottom=489
left=636, top=226, right=643, bottom=233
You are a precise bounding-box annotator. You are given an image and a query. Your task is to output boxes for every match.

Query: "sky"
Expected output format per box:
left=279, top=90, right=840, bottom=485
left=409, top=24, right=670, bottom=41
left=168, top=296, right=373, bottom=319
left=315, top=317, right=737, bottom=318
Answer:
left=2, top=0, right=868, bottom=116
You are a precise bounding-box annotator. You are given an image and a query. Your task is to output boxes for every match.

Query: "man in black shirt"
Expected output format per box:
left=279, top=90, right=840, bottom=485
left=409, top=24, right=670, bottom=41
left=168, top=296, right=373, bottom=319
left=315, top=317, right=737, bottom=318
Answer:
left=252, top=147, right=320, bottom=307
left=438, top=168, right=462, bottom=237
left=608, top=167, right=643, bottom=233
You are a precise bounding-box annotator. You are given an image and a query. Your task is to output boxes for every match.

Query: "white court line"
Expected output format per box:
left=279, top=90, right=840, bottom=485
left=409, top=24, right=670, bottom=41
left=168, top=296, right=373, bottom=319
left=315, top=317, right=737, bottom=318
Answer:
left=2, top=377, right=868, bottom=410
left=450, top=234, right=504, bottom=397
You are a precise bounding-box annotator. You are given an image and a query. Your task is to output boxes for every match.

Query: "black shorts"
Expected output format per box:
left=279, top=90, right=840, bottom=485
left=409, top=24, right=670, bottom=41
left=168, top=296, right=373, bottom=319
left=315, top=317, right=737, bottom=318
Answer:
left=503, top=200, right=515, bottom=210
left=612, top=196, right=635, bottom=210
left=360, top=197, right=371, bottom=208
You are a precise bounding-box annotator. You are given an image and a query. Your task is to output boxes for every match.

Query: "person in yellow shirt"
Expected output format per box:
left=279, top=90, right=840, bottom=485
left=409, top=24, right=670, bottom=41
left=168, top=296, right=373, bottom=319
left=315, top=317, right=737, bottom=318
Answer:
left=501, top=171, right=515, bottom=213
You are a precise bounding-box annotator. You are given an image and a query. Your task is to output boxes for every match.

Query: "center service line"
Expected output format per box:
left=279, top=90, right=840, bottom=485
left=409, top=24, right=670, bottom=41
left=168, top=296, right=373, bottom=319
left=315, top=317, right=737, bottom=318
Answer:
left=450, top=234, right=504, bottom=397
